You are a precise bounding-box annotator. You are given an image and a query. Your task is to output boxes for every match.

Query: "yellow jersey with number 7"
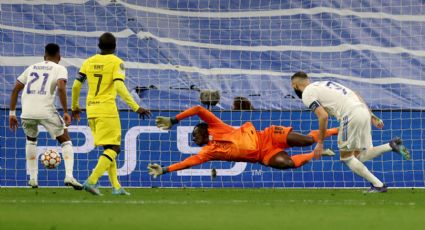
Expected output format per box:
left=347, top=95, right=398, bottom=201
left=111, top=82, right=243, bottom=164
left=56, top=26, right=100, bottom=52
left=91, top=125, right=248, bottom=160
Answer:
left=78, top=54, right=125, bottom=118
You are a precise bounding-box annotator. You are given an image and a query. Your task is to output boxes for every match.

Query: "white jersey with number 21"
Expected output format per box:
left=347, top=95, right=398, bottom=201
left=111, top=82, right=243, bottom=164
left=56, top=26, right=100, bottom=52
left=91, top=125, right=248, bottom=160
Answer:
left=302, top=81, right=364, bottom=121
left=17, top=61, right=68, bottom=119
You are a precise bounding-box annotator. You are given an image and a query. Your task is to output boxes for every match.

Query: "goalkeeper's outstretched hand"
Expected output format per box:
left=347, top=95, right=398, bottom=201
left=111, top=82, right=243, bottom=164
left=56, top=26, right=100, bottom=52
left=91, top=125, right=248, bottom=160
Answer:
left=137, top=107, right=151, bottom=120
left=156, top=116, right=173, bottom=130
left=147, top=163, right=164, bottom=178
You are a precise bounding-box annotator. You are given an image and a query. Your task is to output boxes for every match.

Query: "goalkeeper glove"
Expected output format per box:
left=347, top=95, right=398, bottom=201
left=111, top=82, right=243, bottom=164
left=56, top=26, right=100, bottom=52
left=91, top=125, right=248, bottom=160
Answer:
left=156, top=116, right=178, bottom=130
left=147, top=163, right=166, bottom=178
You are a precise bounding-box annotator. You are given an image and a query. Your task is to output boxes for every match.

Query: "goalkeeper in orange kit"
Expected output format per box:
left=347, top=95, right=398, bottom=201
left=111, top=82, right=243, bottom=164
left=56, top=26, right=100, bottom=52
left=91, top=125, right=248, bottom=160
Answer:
left=148, top=106, right=338, bottom=177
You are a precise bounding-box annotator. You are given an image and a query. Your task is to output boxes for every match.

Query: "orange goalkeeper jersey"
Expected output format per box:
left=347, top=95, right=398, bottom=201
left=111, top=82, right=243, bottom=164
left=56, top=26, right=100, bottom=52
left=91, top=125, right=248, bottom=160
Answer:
left=167, top=106, right=261, bottom=172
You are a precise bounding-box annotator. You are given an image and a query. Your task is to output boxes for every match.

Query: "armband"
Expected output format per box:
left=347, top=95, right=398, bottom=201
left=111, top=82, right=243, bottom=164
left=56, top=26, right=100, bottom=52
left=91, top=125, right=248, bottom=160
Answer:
left=76, top=73, right=87, bottom=83
left=309, top=100, right=322, bottom=112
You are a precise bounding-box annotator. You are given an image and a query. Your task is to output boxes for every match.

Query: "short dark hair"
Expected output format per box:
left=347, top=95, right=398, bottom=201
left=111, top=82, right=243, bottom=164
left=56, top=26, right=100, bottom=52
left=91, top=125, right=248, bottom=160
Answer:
left=45, top=43, right=60, bottom=57
left=193, top=122, right=209, bottom=134
left=98, top=32, right=116, bottom=51
left=291, top=71, right=309, bottom=81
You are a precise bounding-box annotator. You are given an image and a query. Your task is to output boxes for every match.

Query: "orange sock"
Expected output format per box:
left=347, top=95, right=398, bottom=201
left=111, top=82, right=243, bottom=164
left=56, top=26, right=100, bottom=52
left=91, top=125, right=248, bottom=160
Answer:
left=290, top=152, right=314, bottom=168
left=308, top=128, right=339, bottom=142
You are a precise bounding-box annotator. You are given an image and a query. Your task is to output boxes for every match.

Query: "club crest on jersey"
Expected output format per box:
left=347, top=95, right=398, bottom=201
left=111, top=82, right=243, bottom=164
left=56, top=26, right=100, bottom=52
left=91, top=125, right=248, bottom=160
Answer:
left=119, top=63, right=125, bottom=75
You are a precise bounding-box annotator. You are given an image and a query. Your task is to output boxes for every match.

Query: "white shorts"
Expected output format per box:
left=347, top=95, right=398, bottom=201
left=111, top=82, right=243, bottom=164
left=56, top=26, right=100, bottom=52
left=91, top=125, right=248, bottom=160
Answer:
left=338, top=106, right=373, bottom=151
left=22, top=113, right=65, bottom=139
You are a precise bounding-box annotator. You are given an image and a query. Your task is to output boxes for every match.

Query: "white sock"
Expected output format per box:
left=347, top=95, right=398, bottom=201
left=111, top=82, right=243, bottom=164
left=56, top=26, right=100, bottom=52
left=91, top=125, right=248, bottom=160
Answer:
left=61, top=141, right=74, bottom=178
left=342, top=156, right=384, bottom=187
left=26, top=140, right=38, bottom=182
left=357, top=143, right=392, bottom=162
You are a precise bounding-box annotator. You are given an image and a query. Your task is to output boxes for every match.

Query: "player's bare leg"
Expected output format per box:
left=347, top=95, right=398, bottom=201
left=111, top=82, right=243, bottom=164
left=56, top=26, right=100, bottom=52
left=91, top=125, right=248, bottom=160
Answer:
left=340, top=150, right=386, bottom=193
left=307, top=128, right=339, bottom=142
left=267, top=149, right=336, bottom=170
left=26, top=136, right=38, bottom=188
left=267, top=151, right=296, bottom=169
left=287, top=128, right=338, bottom=147
left=56, top=130, right=82, bottom=190
left=286, top=132, right=315, bottom=147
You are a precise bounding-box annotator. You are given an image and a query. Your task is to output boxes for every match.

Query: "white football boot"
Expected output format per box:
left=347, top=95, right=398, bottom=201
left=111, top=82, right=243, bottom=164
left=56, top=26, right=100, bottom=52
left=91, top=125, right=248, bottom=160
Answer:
left=64, top=177, right=83, bottom=190
left=28, top=179, right=38, bottom=189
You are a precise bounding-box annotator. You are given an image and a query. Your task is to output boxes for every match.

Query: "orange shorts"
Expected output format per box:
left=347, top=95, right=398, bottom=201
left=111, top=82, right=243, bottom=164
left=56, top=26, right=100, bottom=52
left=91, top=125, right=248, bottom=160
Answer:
left=258, top=125, right=293, bottom=165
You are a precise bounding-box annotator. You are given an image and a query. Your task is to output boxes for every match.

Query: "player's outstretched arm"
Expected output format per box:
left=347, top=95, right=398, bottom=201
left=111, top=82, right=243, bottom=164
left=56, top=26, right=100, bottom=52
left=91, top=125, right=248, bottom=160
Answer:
left=313, top=106, right=329, bottom=158
left=114, top=80, right=151, bottom=119
left=9, top=81, right=25, bottom=131
left=57, top=79, right=70, bottom=126
left=71, top=77, right=84, bottom=122
left=147, top=154, right=209, bottom=178
left=155, top=105, right=223, bottom=131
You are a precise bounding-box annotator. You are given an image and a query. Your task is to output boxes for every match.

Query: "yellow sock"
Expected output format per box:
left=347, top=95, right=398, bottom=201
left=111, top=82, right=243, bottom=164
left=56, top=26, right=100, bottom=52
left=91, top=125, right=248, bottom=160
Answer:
left=108, top=160, right=121, bottom=189
left=87, top=149, right=117, bottom=185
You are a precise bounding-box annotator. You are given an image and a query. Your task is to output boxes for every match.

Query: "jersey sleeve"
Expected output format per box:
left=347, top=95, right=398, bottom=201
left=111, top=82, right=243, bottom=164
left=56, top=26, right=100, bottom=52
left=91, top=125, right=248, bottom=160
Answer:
left=113, top=59, right=125, bottom=81
left=175, top=105, right=224, bottom=125
left=77, top=60, right=88, bottom=83
left=17, top=67, right=30, bottom=85
left=302, top=87, right=322, bottom=112
left=167, top=147, right=214, bottom=172
left=57, top=66, right=68, bottom=81
left=114, top=80, right=139, bottom=111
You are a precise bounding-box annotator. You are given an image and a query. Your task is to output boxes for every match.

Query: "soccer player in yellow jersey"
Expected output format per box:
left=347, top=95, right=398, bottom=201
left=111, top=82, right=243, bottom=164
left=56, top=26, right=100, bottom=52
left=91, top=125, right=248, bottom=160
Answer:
left=71, top=32, right=151, bottom=196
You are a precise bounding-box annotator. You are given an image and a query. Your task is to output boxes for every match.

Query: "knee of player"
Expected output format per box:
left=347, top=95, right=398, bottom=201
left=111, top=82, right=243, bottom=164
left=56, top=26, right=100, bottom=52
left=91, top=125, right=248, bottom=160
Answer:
left=305, top=136, right=315, bottom=145
left=104, top=145, right=121, bottom=154
left=26, top=136, right=37, bottom=142
left=274, top=158, right=295, bottom=169
left=56, top=134, right=71, bottom=144
left=339, top=150, right=355, bottom=161
left=112, top=146, right=121, bottom=154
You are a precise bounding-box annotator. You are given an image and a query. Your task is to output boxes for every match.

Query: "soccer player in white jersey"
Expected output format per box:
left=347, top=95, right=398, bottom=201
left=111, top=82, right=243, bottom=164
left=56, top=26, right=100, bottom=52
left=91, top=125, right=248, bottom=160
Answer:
left=8, top=43, right=82, bottom=190
left=291, top=71, right=410, bottom=193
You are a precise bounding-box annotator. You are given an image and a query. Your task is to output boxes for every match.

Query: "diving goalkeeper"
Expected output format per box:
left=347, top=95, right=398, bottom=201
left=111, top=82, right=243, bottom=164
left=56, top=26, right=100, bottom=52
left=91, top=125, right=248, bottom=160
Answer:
left=148, top=106, right=338, bottom=177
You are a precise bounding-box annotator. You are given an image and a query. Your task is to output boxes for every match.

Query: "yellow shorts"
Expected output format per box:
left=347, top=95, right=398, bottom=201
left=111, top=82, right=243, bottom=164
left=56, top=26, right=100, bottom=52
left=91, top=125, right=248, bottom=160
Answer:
left=88, top=117, right=121, bottom=146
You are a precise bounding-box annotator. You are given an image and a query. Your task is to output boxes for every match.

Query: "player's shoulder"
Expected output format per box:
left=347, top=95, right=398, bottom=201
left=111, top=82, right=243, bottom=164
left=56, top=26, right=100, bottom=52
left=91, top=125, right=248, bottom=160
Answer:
left=303, top=82, right=318, bottom=93
left=111, top=54, right=123, bottom=62
left=110, top=54, right=124, bottom=66
left=50, top=61, right=67, bottom=71
left=30, top=61, right=65, bottom=71
left=83, top=54, right=99, bottom=64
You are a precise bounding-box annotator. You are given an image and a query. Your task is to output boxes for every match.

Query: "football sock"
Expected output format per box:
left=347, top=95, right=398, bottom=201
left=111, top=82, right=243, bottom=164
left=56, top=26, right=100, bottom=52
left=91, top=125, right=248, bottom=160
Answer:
left=342, top=156, right=384, bottom=187
left=357, top=144, right=392, bottom=162
left=108, top=160, right=121, bottom=189
left=308, top=128, right=339, bottom=142
left=61, top=141, right=74, bottom=178
left=26, top=140, right=38, bottom=182
left=87, top=149, right=117, bottom=185
left=291, top=151, right=314, bottom=168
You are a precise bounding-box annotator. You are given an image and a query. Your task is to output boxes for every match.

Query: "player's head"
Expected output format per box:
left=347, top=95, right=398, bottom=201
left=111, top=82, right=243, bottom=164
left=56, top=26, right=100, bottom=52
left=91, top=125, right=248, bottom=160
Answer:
left=291, top=71, right=310, bottom=99
left=98, top=32, right=116, bottom=54
left=44, top=43, right=60, bottom=63
left=192, top=122, right=209, bottom=146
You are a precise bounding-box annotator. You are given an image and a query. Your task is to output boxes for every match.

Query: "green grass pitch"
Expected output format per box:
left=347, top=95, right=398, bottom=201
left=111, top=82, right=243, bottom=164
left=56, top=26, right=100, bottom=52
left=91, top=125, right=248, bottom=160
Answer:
left=0, top=188, right=424, bottom=230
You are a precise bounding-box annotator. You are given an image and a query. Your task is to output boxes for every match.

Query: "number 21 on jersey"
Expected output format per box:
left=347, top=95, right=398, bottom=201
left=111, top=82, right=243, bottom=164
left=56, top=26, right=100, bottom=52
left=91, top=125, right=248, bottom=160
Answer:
left=27, top=72, right=49, bottom=95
